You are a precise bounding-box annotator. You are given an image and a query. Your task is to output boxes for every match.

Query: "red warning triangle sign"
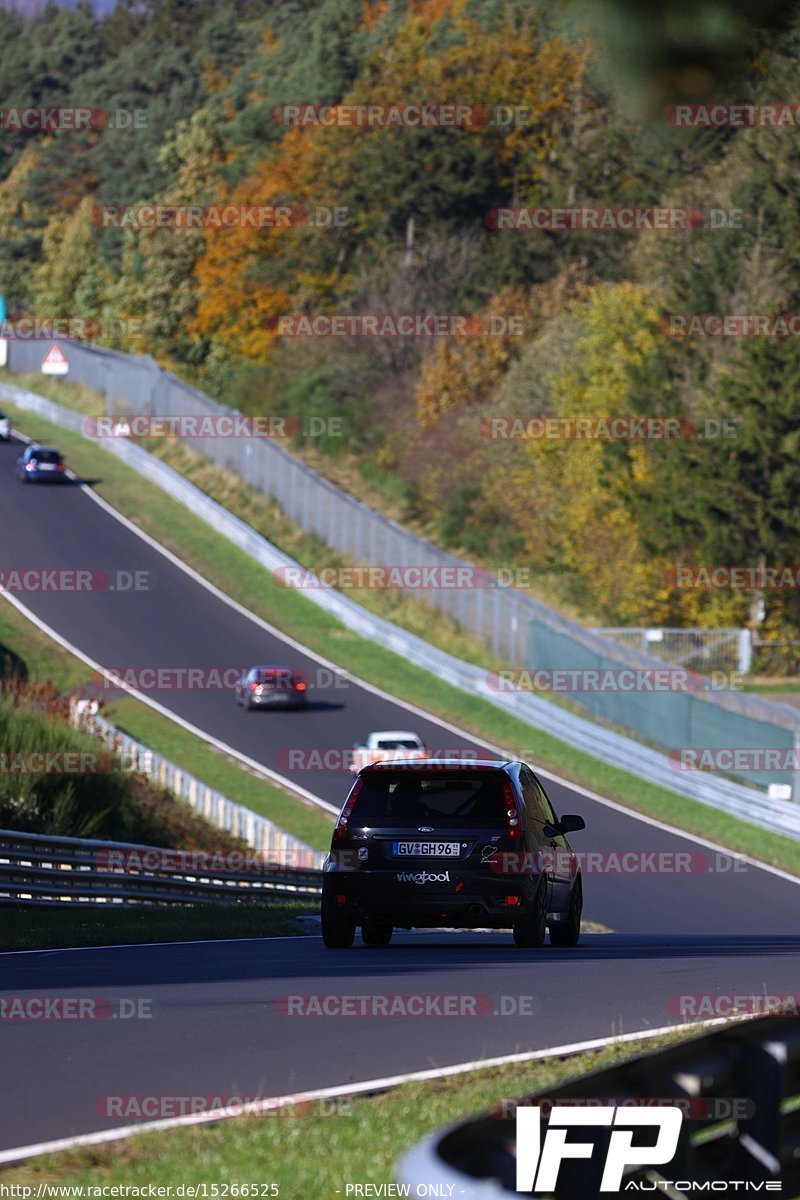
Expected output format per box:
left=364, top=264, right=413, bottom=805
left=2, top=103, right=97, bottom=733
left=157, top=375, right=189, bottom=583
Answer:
left=42, top=342, right=68, bottom=367
left=41, top=341, right=69, bottom=375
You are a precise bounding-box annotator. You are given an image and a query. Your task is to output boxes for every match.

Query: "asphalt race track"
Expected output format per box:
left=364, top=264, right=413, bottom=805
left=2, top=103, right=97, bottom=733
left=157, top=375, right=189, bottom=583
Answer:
left=1, top=436, right=799, bottom=1153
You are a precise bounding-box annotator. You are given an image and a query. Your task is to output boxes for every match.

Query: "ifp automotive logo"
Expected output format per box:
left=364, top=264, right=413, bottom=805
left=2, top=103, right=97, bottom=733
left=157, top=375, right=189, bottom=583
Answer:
left=516, top=1105, right=683, bottom=1192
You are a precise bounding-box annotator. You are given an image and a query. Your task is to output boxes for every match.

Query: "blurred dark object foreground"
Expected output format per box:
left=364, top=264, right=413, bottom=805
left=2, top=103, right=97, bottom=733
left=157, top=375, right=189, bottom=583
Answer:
left=402, top=1014, right=800, bottom=1197
left=566, top=0, right=799, bottom=112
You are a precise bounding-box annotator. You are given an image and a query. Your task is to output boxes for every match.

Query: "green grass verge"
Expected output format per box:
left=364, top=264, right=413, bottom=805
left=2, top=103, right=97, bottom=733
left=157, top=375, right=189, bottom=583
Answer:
left=0, top=901, right=317, bottom=952
left=0, top=599, right=88, bottom=692
left=0, top=1025, right=708, bottom=1190
left=0, top=599, right=334, bottom=851
left=111, top=699, right=334, bottom=848
left=3, top=393, right=800, bottom=877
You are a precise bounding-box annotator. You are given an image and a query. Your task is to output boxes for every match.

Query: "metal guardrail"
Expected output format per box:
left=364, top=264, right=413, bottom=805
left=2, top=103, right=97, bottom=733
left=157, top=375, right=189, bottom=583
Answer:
left=398, top=1015, right=800, bottom=1198
left=3, top=382, right=800, bottom=841
left=67, top=699, right=325, bottom=868
left=5, top=336, right=799, bottom=740
left=0, top=828, right=323, bottom=906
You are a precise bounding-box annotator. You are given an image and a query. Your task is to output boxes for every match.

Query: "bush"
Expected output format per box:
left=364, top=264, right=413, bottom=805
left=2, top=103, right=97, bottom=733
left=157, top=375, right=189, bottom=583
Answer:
left=0, top=682, right=243, bottom=849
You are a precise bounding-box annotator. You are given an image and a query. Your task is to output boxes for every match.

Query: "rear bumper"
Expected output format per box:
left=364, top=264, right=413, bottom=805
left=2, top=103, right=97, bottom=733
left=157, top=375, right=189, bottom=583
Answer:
left=248, top=693, right=306, bottom=707
left=322, top=870, right=542, bottom=929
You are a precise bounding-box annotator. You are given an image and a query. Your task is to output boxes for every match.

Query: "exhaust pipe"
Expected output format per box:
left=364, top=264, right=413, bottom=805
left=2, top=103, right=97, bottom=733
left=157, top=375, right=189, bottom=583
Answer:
left=468, top=904, right=483, bottom=916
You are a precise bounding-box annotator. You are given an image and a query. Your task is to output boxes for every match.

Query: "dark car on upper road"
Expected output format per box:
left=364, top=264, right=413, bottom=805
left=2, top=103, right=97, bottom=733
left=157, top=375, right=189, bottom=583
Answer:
left=16, top=444, right=67, bottom=483
left=321, top=758, right=585, bottom=949
left=235, top=665, right=308, bottom=710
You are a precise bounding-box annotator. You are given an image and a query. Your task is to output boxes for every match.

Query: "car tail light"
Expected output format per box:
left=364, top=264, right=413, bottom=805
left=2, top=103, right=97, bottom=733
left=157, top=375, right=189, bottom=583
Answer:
left=333, top=778, right=363, bottom=842
left=294, top=679, right=307, bottom=692
left=505, top=895, right=521, bottom=906
left=502, top=776, right=523, bottom=842
left=26, top=461, right=37, bottom=470
left=56, top=463, right=64, bottom=471
left=335, top=894, right=348, bottom=905
left=248, top=681, right=259, bottom=691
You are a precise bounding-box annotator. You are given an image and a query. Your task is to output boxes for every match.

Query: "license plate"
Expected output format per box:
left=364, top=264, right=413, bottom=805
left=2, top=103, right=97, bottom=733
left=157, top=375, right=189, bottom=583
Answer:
left=392, top=841, right=460, bottom=857
left=38, top=463, right=56, bottom=471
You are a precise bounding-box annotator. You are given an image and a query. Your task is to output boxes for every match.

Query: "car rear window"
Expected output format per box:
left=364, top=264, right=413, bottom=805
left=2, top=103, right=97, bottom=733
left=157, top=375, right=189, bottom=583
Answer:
left=257, top=669, right=291, bottom=682
left=352, top=770, right=507, bottom=826
left=32, top=449, right=61, bottom=463
left=376, top=739, right=421, bottom=750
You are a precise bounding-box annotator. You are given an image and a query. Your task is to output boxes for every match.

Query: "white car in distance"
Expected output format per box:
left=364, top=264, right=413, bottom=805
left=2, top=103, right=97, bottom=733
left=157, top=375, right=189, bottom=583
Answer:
left=350, top=730, right=428, bottom=774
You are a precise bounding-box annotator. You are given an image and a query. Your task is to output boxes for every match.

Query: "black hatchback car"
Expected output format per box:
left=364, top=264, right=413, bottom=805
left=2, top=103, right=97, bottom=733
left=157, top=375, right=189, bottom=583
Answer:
left=321, top=759, right=585, bottom=949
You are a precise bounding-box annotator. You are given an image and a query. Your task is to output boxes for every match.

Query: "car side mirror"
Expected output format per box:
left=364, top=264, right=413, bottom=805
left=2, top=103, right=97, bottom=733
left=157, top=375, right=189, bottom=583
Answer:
left=559, top=814, right=586, bottom=834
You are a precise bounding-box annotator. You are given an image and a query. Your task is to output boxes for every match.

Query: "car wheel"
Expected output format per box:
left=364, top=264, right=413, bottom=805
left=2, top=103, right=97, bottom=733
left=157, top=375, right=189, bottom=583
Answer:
left=361, top=921, right=393, bottom=948
left=321, top=892, right=356, bottom=949
left=513, top=879, right=548, bottom=948
left=549, top=880, right=582, bottom=947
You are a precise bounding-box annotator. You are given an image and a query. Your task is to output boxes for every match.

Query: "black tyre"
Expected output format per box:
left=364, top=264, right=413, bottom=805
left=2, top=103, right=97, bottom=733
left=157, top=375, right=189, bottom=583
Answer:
left=549, top=880, right=582, bottom=947
left=513, top=879, right=548, bottom=948
left=361, top=921, right=393, bottom=948
left=321, top=892, right=356, bottom=949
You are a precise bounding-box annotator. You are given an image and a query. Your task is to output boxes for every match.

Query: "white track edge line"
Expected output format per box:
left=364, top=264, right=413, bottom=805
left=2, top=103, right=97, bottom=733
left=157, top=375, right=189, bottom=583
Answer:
left=0, top=1017, right=735, bottom=1166
left=0, top=590, right=338, bottom=817
left=6, top=418, right=800, bottom=888
left=73, top=462, right=800, bottom=888
left=0, top=934, right=318, bottom=957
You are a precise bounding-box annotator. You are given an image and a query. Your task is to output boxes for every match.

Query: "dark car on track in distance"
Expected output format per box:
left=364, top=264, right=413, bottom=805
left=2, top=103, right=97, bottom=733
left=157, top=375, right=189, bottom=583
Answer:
left=235, top=665, right=308, bottom=710
left=16, top=444, right=67, bottom=483
left=321, top=758, right=585, bottom=949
